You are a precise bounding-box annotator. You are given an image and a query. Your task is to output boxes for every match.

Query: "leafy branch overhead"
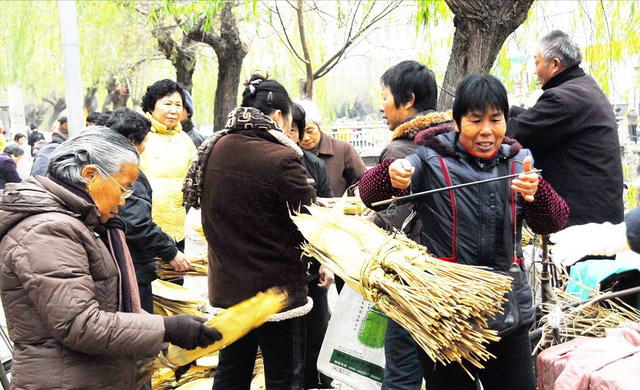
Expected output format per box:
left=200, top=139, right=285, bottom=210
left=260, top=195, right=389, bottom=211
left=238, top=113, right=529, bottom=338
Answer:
left=266, top=0, right=402, bottom=99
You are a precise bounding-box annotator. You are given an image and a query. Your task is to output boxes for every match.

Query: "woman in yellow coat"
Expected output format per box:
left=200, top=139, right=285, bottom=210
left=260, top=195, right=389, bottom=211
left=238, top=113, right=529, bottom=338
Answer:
left=140, top=80, right=197, bottom=251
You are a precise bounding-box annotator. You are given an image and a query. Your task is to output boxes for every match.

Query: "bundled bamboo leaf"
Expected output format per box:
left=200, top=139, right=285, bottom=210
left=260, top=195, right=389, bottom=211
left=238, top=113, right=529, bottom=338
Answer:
left=152, top=279, right=206, bottom=316
left=291, top=205, right=513, bottom=370
left=136, top=288, right=288, bottom=390
left=152, top=364, right=215, bottom=390
left=156, top=257, right=209, bottom=279
left=533, top=288, right=640, bottom=354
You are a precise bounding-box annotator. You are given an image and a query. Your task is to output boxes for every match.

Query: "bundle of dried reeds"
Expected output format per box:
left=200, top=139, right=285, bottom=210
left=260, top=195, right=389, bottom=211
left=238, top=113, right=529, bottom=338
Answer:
left=152, top=279, right=206, bottom=316
left=533, top=288, right=640, bottom=353
left=291, top=205, right=513, bottom=370
left=136, top=288, right=288, bottom=389
left=156, top=257, right=209, bottom=280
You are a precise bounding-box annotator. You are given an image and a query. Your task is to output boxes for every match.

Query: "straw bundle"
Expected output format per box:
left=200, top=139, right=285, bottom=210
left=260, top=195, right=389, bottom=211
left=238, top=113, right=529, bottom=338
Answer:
left=152, top=279, right=206, bottom=316
left=533, top=288, right=640, bottom=353
left=136, top=288, right=288, bottom=389
left=156, top=257, right=208, bottom=279
left=291, top=205, right=513, bottom=370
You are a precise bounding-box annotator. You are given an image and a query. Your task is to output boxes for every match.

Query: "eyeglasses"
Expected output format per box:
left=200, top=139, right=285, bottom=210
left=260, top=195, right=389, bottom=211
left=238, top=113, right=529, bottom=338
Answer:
left=94, top=165, right=134, bottom=200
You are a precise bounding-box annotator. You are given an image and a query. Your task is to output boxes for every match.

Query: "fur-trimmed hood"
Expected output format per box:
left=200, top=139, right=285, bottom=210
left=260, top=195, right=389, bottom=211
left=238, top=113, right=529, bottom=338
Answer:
left=391, top=110, right=454, bottom=141
left=415, top=123, right=522, bottom=159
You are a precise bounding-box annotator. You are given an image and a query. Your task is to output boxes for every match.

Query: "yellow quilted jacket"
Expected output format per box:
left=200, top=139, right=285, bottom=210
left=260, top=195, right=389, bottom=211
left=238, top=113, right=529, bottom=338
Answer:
left=139, top=114, right=197, bottom=242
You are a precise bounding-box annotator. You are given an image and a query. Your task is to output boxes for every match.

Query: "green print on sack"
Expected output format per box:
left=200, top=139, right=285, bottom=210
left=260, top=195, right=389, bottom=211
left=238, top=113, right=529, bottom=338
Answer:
left=357, top=306, right=387, bottom=349
left=329, top=350, right=385, bottom=382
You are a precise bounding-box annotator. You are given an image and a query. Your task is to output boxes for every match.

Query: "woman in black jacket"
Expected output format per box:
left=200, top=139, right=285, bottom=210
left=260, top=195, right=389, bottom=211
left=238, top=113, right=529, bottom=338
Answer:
left=0, top=144, right=24, bottom=189
left=104, top=108, right=190, bottom=313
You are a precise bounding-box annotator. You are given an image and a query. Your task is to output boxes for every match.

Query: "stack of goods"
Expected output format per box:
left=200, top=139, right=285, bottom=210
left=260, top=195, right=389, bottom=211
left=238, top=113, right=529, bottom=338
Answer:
left=291, top=205, right=513, bottom=373
left=533, top=288, right=640, bottom=354
left=137, top=288, right=288, bottom=389
left=152, top=279, right=206, bottom=316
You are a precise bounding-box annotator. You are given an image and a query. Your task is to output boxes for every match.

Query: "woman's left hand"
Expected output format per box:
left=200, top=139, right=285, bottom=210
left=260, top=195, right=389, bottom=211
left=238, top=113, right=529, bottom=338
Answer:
left=318, top=265, right=334, bottom=288
left=511, top=155, right=538, bottom=202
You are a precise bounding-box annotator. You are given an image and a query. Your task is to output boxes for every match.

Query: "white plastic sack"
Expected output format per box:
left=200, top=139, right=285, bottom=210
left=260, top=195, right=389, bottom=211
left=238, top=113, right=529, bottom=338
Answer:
left=318, top=285, right=386, bottom=390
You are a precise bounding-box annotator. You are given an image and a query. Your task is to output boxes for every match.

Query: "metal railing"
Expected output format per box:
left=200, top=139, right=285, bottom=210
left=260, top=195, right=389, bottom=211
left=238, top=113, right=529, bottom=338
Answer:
left=327, top=122, right=391, bottom=151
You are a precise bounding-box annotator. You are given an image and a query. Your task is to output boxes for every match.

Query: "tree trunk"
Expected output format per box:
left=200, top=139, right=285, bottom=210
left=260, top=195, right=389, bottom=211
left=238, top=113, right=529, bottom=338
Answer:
left=153, top=28, right=197, bottom=94
left=296, top=0, right=314, bottom=99
left=84, top=85, right=98, bottom=113
left=43, top=96, right=66, bottom=131
left=189, top=2, right=248, bottom=131
left=438, top=0, right=534, bottom=110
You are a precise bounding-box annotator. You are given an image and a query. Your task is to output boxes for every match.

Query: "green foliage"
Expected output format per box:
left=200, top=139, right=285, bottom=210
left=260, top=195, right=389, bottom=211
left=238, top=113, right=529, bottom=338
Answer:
left=0, top=1, right=62, bottom=94
left=415, top=0, right=452, bottom=32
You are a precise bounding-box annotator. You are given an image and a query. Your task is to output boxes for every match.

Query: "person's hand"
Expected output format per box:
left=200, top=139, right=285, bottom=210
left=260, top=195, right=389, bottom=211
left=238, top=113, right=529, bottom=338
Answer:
left=163, top=314, right=223, bottom=350
left=389, top=159, right=414, bottom=189
left=362, top=208, right=376, bottom=217
left=317, top=197, right=336, bottom=208
left=550, top=222, right=629, bottom=267
left=170, top=251, right=191, bottom=272
left=511, top=156, right=538, bottom=202
left=318, top=265, right=334, bottom=288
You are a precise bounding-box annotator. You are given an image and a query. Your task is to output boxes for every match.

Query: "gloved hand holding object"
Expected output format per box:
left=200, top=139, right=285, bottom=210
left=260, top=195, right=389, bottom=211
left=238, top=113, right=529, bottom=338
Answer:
left=163, top=314, right=223, bottom=350
left=550, top=222, right=629, bottom=267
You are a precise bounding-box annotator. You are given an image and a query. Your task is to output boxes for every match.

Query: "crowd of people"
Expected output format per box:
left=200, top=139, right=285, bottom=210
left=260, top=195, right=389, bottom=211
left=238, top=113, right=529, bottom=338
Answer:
left=0, top=29, right=633, bottom=390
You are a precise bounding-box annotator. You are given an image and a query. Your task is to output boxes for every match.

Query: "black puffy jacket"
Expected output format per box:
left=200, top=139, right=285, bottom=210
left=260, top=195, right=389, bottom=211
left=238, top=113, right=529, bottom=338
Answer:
left=118, top=170, right=178, bottom=285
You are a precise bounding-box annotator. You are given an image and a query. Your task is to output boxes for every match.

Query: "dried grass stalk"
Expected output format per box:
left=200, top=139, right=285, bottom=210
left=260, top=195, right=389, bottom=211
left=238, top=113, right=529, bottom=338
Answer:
left=157, top=257, right=208, bottom=279
left=136, top=288, right=288, bottom=389
left=291, top=206, right=513, bottom=370
left=534, top=288, right=640, bottom=353
left=152, top=279, right=206, bottom=316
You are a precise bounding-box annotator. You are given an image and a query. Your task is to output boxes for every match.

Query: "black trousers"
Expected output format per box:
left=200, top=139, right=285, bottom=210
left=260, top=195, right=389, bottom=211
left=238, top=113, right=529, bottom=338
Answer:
left=418, top=323, right=536, bottom=390
left=304, top=281, right=333, bottom=389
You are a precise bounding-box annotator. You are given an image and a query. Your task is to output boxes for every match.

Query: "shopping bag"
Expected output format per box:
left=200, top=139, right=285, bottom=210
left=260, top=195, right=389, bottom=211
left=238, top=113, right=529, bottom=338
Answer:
left=317, top=285, right=386, bottom=390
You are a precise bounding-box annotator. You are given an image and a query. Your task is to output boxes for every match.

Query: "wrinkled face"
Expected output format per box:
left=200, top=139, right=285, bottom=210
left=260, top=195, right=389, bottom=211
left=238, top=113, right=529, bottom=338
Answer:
left=288, top=122, right=300, bottom=144
left=534, top=49, right=560, bottom=87
left=87, top=163, right=138, bottom=223
left=300, top=122, right=322, bottom=150
left=457, top=107, right=506, bottom=159
left=380, top=85, right=411, bottom=131
left=151, top=91, right=183, bottom=130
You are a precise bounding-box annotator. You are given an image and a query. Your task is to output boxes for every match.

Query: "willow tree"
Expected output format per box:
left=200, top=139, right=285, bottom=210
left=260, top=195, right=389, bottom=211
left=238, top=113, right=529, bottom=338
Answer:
left=267, top=0, right=402, bottom=99
left=421, top=0, right=535, bottom=110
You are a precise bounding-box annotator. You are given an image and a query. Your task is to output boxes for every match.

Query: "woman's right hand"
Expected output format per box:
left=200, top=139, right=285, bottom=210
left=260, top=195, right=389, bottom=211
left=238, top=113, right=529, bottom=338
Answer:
left=389, top=159, right=415, bottom=189
left=170, top=251, right=191, bottom=272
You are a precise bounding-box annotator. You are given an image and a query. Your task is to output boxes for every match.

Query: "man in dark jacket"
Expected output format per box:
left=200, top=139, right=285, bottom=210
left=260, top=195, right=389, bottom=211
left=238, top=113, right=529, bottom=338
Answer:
left=507, top=30, right=623, bottom=227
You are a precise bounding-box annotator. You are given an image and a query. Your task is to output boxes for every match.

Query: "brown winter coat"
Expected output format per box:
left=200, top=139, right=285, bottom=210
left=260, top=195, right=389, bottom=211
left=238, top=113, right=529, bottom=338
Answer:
left=201, top=126, right=315, bottom=312
left=0, top=176, right=165, bottom=390
left=315, top=132, right=367, bottom=197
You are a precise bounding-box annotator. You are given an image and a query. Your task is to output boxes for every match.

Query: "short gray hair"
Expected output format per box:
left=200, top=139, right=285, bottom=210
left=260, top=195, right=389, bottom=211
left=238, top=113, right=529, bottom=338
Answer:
left=539, top=30, right=582, bottom=68
left=48, top=126, right=139, bottom=186
left=295, top=99, right=323, bottom=128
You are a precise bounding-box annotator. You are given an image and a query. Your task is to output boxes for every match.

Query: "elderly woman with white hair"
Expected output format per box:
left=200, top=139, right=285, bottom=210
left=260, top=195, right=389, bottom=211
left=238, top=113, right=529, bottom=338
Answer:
left=297, top=99, right=367, bottom=197
left=0, top=128, right=221, bottom=390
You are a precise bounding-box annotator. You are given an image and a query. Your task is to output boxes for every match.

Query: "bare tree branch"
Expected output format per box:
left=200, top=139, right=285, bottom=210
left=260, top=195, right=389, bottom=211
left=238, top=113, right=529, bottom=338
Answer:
left=274, top=2, right=307, bottom=63
left=314, top=1, right=401, bottom=79
left=297, top=0, right=314, bottom=97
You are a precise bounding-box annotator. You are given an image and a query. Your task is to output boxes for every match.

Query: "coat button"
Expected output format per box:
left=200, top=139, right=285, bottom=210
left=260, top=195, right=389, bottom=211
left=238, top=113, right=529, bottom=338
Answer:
left=489, top=193, right=496, bottom=199
left=490, top=205, right=496, bottom=211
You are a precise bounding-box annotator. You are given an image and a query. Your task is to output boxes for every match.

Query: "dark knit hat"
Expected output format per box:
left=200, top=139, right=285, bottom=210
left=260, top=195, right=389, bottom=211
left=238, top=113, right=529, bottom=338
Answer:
left=183, top=90, right=194, bottom=117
